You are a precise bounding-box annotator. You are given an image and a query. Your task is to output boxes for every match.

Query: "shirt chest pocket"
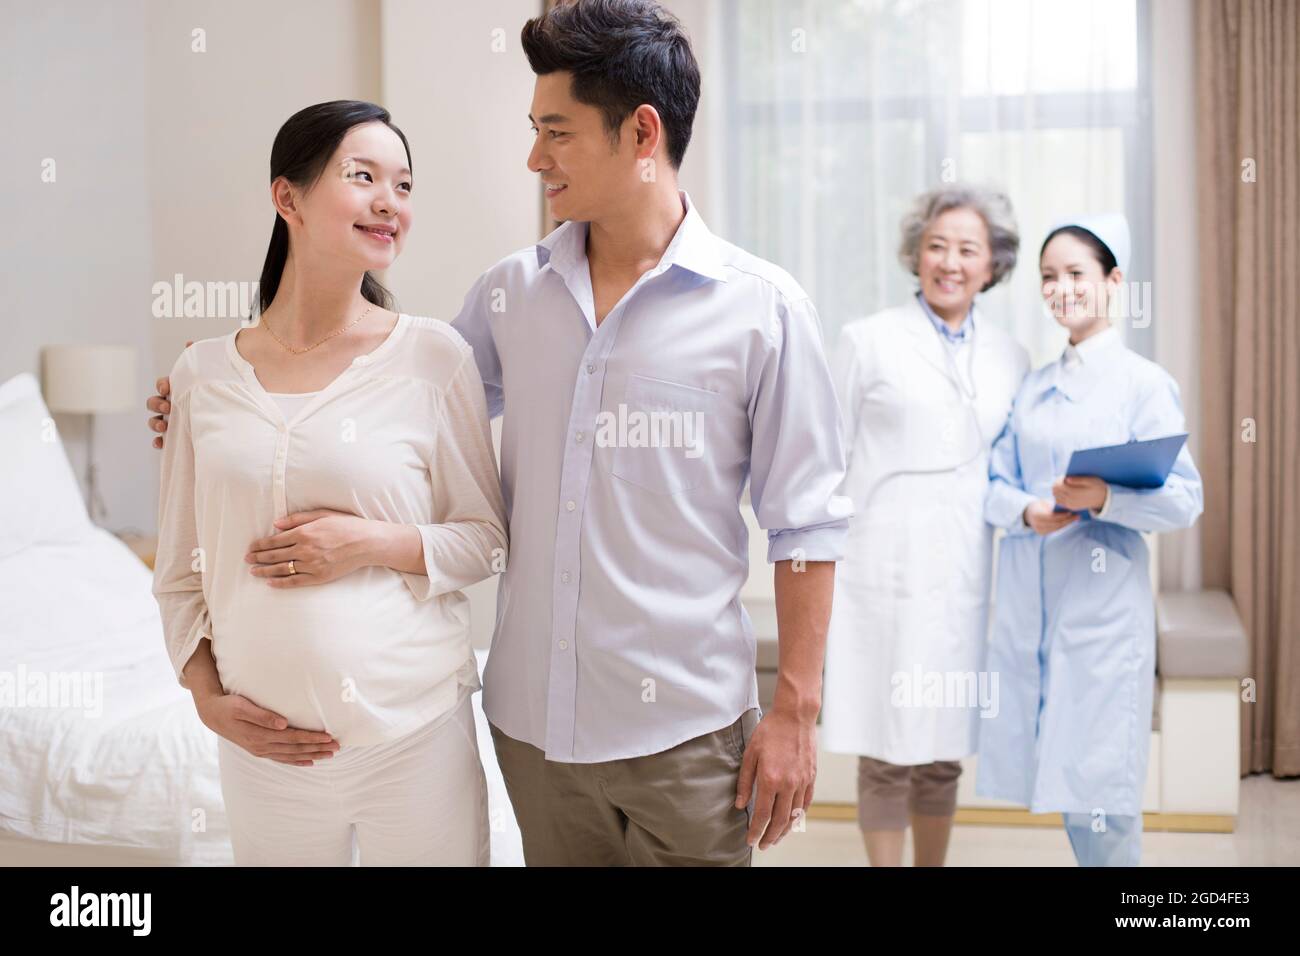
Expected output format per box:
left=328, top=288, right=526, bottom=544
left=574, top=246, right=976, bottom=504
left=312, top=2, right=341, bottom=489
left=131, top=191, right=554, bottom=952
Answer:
left=607, top=373, right=717, bottom=496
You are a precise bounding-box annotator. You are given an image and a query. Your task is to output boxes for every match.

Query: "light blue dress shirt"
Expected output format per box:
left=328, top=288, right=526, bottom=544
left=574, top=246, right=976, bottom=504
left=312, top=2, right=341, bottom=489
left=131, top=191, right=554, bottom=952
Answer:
left=452, top=191, right=853, bottom=762
left=915, top=291, right=973, bottom=346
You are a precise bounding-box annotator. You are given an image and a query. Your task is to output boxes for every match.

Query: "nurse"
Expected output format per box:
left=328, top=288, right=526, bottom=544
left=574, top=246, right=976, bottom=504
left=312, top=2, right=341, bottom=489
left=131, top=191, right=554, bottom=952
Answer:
left=977, top=214, right=1203, bottom=867
left=822, top=186, right=1029, bottom=866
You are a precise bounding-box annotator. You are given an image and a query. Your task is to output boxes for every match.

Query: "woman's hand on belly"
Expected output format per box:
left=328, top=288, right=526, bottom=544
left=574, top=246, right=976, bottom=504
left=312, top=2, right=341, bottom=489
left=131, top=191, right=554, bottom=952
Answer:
left=246, top=509, right=414, bottom=587
left=194, top=689, right=340, bottom=766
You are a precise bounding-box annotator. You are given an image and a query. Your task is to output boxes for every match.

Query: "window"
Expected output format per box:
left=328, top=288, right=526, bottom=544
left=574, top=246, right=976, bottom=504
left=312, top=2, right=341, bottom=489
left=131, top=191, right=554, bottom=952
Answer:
left=722, top=0, right=1153, bottom=364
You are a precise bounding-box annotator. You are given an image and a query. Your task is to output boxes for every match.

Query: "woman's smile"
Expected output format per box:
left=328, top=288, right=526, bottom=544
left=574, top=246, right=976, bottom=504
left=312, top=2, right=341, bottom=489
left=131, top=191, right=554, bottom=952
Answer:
left=355, top=222, right=397, bottom=243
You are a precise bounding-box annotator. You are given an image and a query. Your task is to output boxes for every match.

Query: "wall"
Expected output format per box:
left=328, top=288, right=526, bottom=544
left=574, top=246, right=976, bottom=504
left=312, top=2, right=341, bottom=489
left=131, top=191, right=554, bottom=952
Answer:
left=2, top=0, right=154, bottom=533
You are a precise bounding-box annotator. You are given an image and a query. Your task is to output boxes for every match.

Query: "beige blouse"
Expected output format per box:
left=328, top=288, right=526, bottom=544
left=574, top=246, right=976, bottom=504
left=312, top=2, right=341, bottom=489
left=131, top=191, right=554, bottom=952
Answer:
left=152, top=314, right=508, bottom=746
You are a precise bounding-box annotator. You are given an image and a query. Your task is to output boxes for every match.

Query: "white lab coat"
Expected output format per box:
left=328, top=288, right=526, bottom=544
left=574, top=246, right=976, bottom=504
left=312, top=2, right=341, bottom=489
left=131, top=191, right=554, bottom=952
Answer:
left=821, top=297, right=1029, bottom=764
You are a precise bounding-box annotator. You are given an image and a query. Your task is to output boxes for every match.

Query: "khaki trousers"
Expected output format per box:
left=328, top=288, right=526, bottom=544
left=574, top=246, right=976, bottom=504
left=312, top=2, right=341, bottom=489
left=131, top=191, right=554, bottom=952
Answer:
left=490, top=708, right=761, bottom=866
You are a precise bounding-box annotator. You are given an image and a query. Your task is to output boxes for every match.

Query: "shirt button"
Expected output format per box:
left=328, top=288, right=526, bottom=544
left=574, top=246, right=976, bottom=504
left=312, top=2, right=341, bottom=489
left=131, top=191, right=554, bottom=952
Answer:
left=575, top=431, right=584, bottom=443
left=560, top=571, right=571, bottom=583
left=558, top=640, right=568, bottom=651
left=586, top=364, right=595, bottom=374
left=566, top=500, right=575, bottom=512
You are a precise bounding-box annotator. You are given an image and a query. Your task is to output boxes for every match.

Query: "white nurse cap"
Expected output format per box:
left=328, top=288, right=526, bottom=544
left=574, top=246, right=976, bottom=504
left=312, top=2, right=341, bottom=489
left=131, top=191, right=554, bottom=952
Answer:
left=1048, top=213, right=1131, bottom=276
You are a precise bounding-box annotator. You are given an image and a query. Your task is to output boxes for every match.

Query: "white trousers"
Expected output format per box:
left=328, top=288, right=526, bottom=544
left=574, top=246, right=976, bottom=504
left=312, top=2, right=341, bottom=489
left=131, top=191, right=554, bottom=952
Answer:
left=217, top=692, right=490, bottom=866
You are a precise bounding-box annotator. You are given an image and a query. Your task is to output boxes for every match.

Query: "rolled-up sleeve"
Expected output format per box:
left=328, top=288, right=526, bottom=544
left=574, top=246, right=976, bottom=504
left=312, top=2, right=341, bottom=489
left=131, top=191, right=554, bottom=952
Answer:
left=748, top=295, right=854, bottom=563
left=152, top=358, right=211, bottom=688
left=400, top=348, right=509, bottom=601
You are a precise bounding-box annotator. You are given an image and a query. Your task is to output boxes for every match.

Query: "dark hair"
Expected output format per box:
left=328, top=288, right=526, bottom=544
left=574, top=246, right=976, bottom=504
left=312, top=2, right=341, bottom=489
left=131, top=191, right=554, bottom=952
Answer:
left=521, top=0, right=700, bottom=169
left=257, top=100, right=412, bottom=315
left=1040, top=225, right=1118, bottom=276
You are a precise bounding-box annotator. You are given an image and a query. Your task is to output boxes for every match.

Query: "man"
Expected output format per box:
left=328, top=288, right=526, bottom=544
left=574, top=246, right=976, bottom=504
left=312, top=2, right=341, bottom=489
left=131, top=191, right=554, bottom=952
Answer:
left=149, top=0, right=852, bottom=866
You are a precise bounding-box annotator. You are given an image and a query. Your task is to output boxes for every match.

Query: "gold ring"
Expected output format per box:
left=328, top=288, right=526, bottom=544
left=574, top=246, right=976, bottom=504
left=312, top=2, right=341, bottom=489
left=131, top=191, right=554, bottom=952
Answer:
left=287, top=560, right=297, bottom=575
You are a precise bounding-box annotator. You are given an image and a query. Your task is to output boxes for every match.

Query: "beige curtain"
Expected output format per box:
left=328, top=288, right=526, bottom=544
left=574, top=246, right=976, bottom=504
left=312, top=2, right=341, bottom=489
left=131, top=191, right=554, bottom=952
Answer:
left=1196, top=0, right=1300, bottom=777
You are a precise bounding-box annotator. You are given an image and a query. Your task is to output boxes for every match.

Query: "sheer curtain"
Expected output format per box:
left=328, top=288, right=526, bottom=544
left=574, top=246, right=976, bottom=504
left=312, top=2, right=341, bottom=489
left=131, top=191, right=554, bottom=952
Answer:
left=720, top=0, right=1152, bottom=367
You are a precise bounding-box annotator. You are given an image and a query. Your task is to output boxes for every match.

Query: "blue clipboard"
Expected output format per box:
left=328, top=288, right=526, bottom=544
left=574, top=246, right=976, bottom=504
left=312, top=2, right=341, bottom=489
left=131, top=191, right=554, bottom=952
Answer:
left=1054, top=433, right=1188, bottom=514
left=1065, top=432, right=1188, bottom=488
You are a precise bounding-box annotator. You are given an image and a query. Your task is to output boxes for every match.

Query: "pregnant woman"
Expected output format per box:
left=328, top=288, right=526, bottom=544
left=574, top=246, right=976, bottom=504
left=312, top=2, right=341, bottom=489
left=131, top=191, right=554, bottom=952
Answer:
left=151, top=100, right=508, bottom=865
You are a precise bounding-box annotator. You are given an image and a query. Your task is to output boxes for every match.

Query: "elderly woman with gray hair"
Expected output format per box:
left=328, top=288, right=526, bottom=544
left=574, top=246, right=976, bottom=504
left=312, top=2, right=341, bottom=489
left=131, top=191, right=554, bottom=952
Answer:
left=821, top=186, right=1030, bottom=866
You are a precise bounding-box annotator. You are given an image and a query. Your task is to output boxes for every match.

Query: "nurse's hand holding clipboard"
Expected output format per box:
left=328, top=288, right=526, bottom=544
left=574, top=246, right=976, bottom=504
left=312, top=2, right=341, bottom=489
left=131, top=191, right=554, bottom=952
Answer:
left=1023, top=498, right=1080, bottom=534
left=1051, top=475, right=1108, bottom=512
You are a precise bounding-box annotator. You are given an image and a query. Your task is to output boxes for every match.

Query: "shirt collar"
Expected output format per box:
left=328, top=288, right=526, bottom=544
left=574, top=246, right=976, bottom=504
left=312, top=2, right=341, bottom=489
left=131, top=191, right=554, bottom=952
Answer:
left=1062, top=324, right=1121, bottom=367
left=915, top=291, right=974, bottom=343
left=535, top=190, right=729, bottom=284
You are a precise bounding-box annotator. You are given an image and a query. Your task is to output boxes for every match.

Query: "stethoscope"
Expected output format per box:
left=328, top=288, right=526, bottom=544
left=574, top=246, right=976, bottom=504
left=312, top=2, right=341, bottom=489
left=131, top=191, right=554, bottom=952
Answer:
left=925, top=292, right=986, bottom=453
left=935, top=313, right=979, bottom=405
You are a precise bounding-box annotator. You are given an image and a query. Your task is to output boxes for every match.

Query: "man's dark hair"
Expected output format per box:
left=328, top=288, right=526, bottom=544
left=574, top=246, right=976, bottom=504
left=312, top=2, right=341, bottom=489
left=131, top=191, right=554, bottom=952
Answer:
left=521, top=0, right=701, bottom=169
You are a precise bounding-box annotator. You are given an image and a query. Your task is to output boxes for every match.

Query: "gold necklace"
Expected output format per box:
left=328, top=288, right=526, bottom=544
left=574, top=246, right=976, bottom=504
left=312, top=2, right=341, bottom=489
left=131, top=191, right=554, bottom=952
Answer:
left=262, top=304, right=375, bottom=354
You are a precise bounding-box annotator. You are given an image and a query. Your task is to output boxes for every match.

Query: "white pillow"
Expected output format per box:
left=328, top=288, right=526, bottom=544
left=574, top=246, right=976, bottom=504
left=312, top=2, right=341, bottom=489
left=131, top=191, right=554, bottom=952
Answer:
left=0, top=373, right=92, bottom=559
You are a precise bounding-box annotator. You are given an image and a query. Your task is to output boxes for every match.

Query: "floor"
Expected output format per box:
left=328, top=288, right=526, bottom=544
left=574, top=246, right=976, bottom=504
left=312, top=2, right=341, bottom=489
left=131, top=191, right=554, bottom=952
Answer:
left=5, top=775, right=1292, bottom=868
left=753, top=774, right=1300, bottom=866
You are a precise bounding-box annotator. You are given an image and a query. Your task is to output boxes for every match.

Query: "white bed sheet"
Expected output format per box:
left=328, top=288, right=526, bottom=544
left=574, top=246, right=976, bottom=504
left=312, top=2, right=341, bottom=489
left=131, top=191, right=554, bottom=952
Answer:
left=0, top=528, right=232, bottom=863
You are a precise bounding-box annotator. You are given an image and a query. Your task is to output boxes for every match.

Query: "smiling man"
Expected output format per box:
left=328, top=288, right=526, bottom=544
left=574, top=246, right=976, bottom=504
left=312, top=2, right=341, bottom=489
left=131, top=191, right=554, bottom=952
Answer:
left=146, top=0, right=851, bottom=867
left=447, top=0, right=852, bottom=866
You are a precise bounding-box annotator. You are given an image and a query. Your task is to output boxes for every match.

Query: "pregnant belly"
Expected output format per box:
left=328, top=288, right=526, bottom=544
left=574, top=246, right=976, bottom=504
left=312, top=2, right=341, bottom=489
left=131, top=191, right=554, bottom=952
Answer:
left=208, top=568, right=470, bottom=745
